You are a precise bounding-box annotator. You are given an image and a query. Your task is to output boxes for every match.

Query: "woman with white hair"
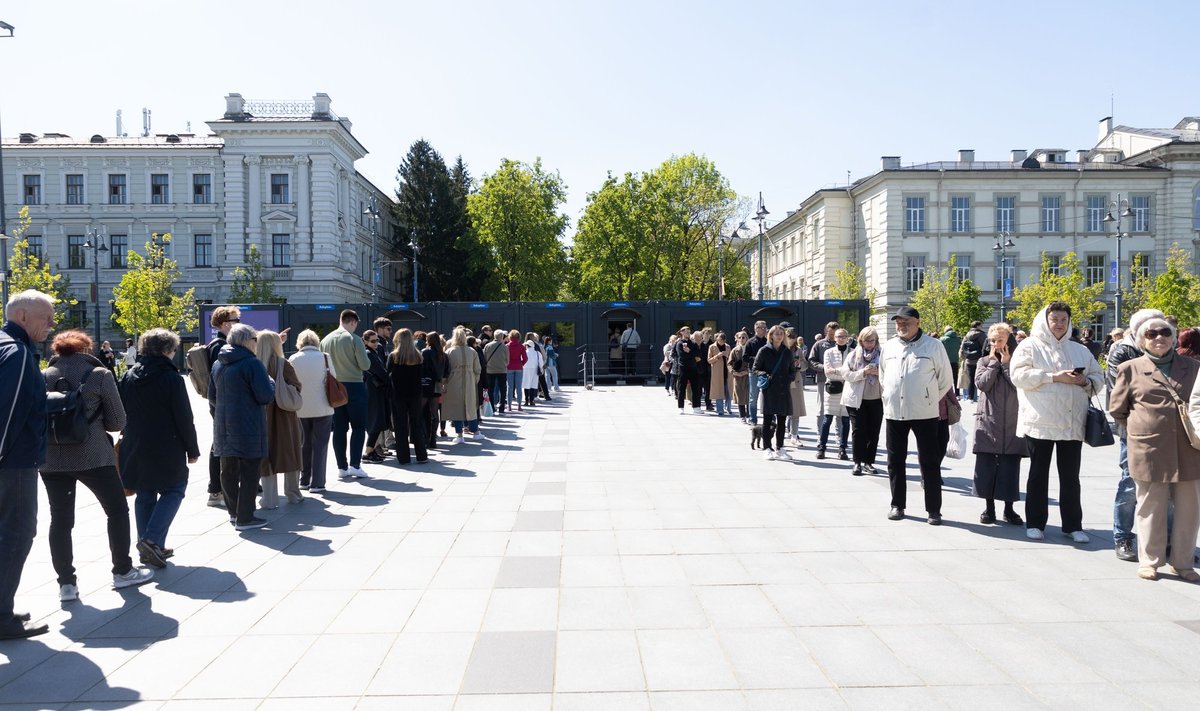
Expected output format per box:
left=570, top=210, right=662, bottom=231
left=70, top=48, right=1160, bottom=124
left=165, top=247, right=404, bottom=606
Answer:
left=444, top=326, right=483, bottom=443
left=1109, top=316, right=1200, bottom=582
left=254, top=330, right=303, bottom=506
left=288, top=329, right=335, bottom=493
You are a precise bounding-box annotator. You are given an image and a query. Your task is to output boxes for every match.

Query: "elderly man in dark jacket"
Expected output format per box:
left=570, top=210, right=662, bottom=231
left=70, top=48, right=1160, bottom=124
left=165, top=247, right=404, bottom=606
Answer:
left=210, top=323, right=275, bottom=531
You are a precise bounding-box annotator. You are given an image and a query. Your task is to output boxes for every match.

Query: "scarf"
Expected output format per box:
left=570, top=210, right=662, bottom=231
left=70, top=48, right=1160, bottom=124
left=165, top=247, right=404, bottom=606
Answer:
left=1146, top=349, right=1175, bottom=378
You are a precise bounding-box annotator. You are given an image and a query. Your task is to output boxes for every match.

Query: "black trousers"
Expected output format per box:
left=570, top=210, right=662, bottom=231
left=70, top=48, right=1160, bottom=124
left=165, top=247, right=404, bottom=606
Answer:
left=41, top=466, right=133, bottom=585
left=392, top=396, right=428, bottom=463
left=424, top=397, right=440, bottom=447
left=847, top=398, right=883, bottom=465
left=966, top=362, right=979, bottom=401
left=762, top=413, right=787, bottom=450
left=886, top=418, right=942, bottom=514
left=950, top=362, right=960, bottom=396
left=208, top=449, right=222, bottom=494
left=676, top=370, right=702, bottom=409
left=220, top=456, right=262, bottom=524
left=1025, top=437, right=1083, bottom=533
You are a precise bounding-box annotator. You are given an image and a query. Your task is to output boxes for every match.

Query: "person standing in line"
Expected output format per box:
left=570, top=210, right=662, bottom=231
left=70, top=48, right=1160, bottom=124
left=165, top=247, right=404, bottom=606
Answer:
left=728, top=331, right=751, bottom=422
left=1010, top=302, right=1103, bottom=544
left=1177, top=327, right=1200, bottom=360
left=41, top=329, right=155, bottom=601
left=445, top=326, right=484, bottom=442
left=254, top=330, right=304, bottom=506
left=879, top=306, right=953, bottom=525
left=506, top=328, right=528, bottom=412
left=663, top=334, right=679, bottom=395
left=388, top=328, right=429, bottom=464
left=941, top=325, right=962, bottom=398
left=210, top=324, right=275, bottom=531
left=534, top=335, right=552, bottom=401
left=674, top=327, right=704, bottom=414
left=320, top=309, right=371, bottom=480
left=119, top=328, right=201, bottom=569
left=370, top=317, right=395, bottom=459
left=698, top=328, right=714, bottom=410
left=809, top=321, right=841, bottom=434
left=784, top=328, right=810, bottom=445
left=203, top=307, right=241, bottom=509
left=361, top=330, right=391, bottom=465
left=753, top=325, right=796, bottom=460
left=544, top=336, right=560, bottom=392
left=522, top=332, right=544, bottom=407
left=841, top=325, right=883, bottom=476
left=707, top=332, right=732, bottom=416
left=1109, top=316, right=1200, bottom=582
left=483, top=330, right=510, bottom=414
left=620, top=321, right=641, bottom=376
left=0, top=290, right=56, bottom=639
left=289, top=330, right=336, bottom=494
left=971, top=323, right=1025, bottom=526
left=422, top=332, right=449, bottom=448
left=960, top=320, right=987, bottom=402
left=743, top=321, right=768, bottom=425
left=818, top=328, right=852, bottom=461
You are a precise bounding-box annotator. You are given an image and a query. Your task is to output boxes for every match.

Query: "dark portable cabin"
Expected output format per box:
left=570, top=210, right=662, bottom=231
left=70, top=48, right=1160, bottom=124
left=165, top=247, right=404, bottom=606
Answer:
left=522, top=301, right=588, bottom=383
left=283, top=303, right=367, bottom=348
left=367, top=303, right=435, bottom=342
left=588, top=301, right=657, bottom=381
left=801, top=300, right=869, bottom=343
left=435, top=301, right=523, bottom=343
left=733, top=300, right=800, bottom=336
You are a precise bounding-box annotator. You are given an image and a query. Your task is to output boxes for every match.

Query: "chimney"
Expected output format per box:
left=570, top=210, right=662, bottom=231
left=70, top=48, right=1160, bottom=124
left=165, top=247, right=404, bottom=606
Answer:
left=224, top=93, right=246, bottom=119
left=312, top=93, right=332, bottom=119
left=881, top=156, right=901, bottom=170
left=958, top=149, right=975, bottom=163
left=1011, top=149, right=1027, bottom=163
left=1098, top=116, right=1113, bottom=142
left=1076, top=149, right=1090, bottom=163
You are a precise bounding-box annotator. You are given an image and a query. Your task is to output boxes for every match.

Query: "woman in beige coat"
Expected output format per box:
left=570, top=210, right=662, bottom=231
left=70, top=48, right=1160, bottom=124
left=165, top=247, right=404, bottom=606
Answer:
left=785, top=328, right=809, bottom=445
left=1109, top=316, right=1200, bottom=582
left=255, top=331, right=304, bottom=507
left=707, top=332, right=732, bottom=416
left=444, top=326, right=483, bottom=443
left=728, top=331, right=751, bottom=422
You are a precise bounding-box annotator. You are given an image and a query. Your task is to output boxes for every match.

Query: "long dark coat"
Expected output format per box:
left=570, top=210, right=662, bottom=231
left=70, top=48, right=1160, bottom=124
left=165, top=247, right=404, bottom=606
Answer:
left=972, top=356, right=1026, bottom=456
left=753, top=342, right=796, bottom=417
left=365, top=347, right=391, bottom=433
left=118, top=355, right=201, bottom=490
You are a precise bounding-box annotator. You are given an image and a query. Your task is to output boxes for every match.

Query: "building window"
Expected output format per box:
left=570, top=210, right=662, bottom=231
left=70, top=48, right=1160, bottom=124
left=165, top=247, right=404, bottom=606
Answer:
left=193, top=174, right=212, bottom=204
left=995, top=253, right=1016, bottom=291
left=950, top=196, right=971, bottom=233
left=108, top=174, right=127, bottom=204
left=194, top=234, right=213, bottom=267
left=1131, top=252, right=1151, bottom=279
left=1041, top=195, right=1062, bottom=233
left=1046, top=254, right=1062, bottom=276
left=109, top=235, right=128, bottom=268
left=22, top=175, right=41, bottom=205
left=271, top=233, right=291, bottom=267
left=1085, top=254, right=1106, bottom=287
left=1086, top=195, right=1106, bottom=233
left=27, top=235, right=44, bottom=261
left=68, top=235, right=86, bottom=269
left=270, top=174, right=289, bottom=204
left=995, top=195, right=1015, bottom=234
left=1087, top=315, right=1104, bottom=341
left=151, top=174, right=169, bottom=204
left=1131, top=195, right=1151, bottom=232
left=66, top=174, right=85, bottom=205
left=905, top=196, right=925, bottom=233
left=1194, top=184, right=1200, bottom=231
left=905, top=255, right=926, bottom=291
left=952, top=254, right=971, bottom=282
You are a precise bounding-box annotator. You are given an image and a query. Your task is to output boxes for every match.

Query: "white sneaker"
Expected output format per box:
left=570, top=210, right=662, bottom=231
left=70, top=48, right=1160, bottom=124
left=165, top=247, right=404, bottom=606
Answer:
left=472, top=432, right=486, bottom=441
left=1026, top=528, right=1045, bottom=540
left=453, top=435, right=465, bottom=445
left=206, top=492, right=225, bottom=508
left=1069, top=531, right=1090, bottom=544
left=692, top=407, right=702, bottom=415
left=765, top=450, right=777, bottom=461
left=337, top=468, right=352, bottom=481
left=348, top=466, right=368, bottom=479
left=679, top=409, right=686, bottom=415
left=776, top=449, right=792, bottom=460
left=59, top=583, right=79, bottom=602
left=113, top=567, right=155, bottom=589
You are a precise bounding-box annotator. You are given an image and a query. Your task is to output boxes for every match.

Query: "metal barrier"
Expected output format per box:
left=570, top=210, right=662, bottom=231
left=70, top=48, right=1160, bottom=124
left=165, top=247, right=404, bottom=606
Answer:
left=577, top=344, right=661, bottom=383
left=578, top=351, right=596, bottom=390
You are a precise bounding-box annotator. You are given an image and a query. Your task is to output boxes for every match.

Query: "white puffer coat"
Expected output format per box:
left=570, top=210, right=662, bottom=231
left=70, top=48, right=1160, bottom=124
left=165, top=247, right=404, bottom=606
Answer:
left=1010, top=306, right=1103, bottom=441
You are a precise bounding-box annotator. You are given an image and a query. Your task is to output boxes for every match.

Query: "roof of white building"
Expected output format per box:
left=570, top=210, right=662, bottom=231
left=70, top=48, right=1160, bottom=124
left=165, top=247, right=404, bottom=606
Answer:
left=1113, top=123, right=1200, bottom=143
left=4, top=133, right=222, bottom=148
left=892, top=160, right=1155, bottom=171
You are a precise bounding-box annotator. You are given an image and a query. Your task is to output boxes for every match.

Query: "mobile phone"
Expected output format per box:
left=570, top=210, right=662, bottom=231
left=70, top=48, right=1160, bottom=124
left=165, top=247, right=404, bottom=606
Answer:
left=1072, top=366, right=1086, bottom=374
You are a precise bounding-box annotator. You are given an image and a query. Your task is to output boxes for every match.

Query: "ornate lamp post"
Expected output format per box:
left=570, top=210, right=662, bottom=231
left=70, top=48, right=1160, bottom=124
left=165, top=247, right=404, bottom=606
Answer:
left=363, top=198, right=380, bottom=302
left=754, top=193, right=769, bottom=300
left=409, top=237, right=420, bottom=303
left=992, top=232, right=1015, bottom=323
left=1103, top=194, right=1133, bottom=327
left=84, top=227, right=109, bottom=347
left=0, top=20, right=15, bottom=312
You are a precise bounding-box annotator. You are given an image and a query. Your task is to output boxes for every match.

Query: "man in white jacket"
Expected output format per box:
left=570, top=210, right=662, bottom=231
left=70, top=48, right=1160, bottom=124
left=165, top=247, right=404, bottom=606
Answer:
left=879, top=306, right=953, bottom=525
left=1010, top=301, right=1103, bottom=544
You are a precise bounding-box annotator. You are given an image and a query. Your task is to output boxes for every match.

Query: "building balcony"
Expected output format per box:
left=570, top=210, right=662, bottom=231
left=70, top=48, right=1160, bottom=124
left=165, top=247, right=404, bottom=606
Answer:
left=267, top=268, right=292, bottom=280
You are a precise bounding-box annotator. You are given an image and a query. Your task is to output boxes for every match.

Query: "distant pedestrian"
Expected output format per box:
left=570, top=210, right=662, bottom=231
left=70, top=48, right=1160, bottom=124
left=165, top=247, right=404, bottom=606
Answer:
left=98, top=340, right=117, bottom=371
left=506, top=328, right=527, bottom=411
left=483, top=331, right=510, bottom=414
left=941, top=325, right=962, bottom=397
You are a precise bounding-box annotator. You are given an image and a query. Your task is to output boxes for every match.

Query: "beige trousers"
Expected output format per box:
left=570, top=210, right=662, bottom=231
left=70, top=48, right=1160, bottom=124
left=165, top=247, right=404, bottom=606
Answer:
left=1135, top=478, right=1200, bottom=571
left=261, top=471, right=303, bottom=508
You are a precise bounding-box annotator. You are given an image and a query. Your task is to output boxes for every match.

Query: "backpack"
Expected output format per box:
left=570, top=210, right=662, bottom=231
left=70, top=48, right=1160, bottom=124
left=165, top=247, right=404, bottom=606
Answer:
left=186, top=343, right=211, bottom=397
left=46, top=368, right=101, bottom=446
left=961, top=338, right=982, bottom=359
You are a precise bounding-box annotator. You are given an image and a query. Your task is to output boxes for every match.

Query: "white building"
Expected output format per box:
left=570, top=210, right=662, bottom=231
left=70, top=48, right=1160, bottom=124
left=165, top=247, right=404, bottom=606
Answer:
left=2, top=93, right=407, bottom=341
left=754, top=116, right=1200, bottom=336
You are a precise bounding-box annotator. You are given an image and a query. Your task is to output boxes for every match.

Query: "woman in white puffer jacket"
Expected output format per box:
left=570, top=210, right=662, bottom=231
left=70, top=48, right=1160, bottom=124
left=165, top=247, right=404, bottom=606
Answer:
left=522, top=334, right=544, bottom=408
left=1010, top=302, right=1103, bottom=544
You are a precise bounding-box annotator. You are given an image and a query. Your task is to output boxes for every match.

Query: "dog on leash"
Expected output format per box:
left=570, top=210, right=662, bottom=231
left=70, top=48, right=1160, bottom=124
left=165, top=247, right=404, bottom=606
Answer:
left=750, top=424, right=765, bottom=449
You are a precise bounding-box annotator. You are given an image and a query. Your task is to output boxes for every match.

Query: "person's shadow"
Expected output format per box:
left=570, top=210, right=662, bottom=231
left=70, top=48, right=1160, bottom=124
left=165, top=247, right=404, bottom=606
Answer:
left=0, top=638, right=140, bottom=706
left=59, top=588, right=179, bottom=648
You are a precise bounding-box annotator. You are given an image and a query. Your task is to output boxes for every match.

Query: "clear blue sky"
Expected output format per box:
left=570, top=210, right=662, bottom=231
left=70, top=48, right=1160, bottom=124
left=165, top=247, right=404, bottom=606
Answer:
left=3, top=0, right=1195, bottom=234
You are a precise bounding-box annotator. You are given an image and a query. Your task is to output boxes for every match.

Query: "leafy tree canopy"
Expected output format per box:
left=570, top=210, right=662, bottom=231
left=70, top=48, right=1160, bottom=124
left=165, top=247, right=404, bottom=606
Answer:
left=111, top=233, right=198, bottom=337
left=1010, top=251, right=1106, bottom=331
left=3, top=206, right=78, bottom=323
left=228, top=245, right=280, bottom=304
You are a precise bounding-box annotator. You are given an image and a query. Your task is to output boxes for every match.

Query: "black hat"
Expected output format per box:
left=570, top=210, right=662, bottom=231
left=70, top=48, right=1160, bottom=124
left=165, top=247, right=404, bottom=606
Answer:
left=779, top=321, right=792, bottom=329
left=890, top=305, right=920, bottom=320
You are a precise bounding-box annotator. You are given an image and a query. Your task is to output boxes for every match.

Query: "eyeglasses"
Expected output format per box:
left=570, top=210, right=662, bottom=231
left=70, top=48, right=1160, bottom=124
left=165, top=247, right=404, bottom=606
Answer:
left=227, top=319, right=241, bottom=324
left=1144, top=328, right=1173, bottom=339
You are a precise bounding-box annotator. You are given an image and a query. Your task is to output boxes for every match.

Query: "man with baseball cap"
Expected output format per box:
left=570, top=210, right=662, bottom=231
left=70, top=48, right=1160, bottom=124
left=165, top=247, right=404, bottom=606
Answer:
left=878, top=305, right=953, bottom=525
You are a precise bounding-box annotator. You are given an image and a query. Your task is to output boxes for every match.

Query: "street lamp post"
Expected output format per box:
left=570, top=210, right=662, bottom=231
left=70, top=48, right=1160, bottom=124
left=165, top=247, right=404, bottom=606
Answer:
left=409, top=237, right=420, bottom=302
left=84, top=227, right=109, bottom=347
left=0, top=20, right=16, bottom=313
left=1103, top=194, right=1133, bottom=327
left=992, top=232, right=1015, bottom=323
left=363, top=198, right=380, bottom=303
left=717, top=235, right=726, bottom=300
left=754, top=193, right=769, bottom=300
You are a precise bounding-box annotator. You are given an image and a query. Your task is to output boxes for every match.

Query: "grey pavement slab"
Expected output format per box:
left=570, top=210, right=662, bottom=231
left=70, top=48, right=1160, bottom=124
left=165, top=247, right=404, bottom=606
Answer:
left=4, top=384, right=1200, bottom=708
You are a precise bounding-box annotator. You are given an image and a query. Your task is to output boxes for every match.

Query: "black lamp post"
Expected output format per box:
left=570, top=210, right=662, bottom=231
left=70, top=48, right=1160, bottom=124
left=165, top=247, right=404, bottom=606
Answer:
left=717, top=235, right=726, bottom=300
left=84, top=227, right=109, bottom=347
left=754, top=193, right=769, bottom=300
left=992, top=232, right=1015, bottom=323
left=409, top=237, right=420, bottom=303
left=0, top=20, right=15, bottom=313
left=363, top=198, right=380, bottom=302
left=1102, top=194, right=1133, bottom=327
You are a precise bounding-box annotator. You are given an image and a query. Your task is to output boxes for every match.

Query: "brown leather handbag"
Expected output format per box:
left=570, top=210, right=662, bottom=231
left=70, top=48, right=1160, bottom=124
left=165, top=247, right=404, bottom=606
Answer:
left=323, top=354, right=349, bottom=408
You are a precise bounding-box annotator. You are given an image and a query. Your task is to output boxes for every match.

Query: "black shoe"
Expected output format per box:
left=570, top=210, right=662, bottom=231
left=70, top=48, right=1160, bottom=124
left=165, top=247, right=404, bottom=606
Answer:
left=1115, top=538, right=1138, bottom=562
left=852, top=463, right=864, bottom=476
left=0, top=619, right=49, bottom=640
left=838, top=450, right=849, bottom=461
left=980, top=512, right=996, bottom=525
left=234, top=517, right=268, bottom=531
left=1002, top=512, right=1024, bottom=526
left=888, top=507, right=904, bottom=521
left=927, top=514, right=943, bottom=526
left=362, top=453, right=385, bottom=463
left=816, top=449, right=826, bottom=460
left=137, top=539, right=168, bottom=569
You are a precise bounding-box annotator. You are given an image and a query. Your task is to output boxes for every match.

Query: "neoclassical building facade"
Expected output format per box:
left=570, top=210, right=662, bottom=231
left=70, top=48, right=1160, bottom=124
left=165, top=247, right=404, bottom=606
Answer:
left=2, top=92, right=406, bottom=340
left=755, top=116, right=1200, bottom=336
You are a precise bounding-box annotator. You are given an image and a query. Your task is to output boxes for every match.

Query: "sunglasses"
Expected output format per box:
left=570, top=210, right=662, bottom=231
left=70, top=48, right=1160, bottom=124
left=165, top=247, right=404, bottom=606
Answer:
left=1144, top=328, right=1173, bottom=339
left=227, top=318, right=241, bottom=324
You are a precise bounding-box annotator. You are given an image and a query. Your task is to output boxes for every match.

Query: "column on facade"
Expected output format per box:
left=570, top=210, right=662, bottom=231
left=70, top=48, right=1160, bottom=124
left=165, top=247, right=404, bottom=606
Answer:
left=220, top=154, right=246, bottom=266
left=294, top=155, right=312, bottom=262
left=307, top=154, right=339, bottom=265
left=340, top=167, right=353, bottom=266
left=245, top=155, right=263, bottom=260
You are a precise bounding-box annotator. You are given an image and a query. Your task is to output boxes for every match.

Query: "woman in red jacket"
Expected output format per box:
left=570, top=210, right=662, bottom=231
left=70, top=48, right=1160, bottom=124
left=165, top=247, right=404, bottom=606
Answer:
left=505, top=328, right=528, bottom=411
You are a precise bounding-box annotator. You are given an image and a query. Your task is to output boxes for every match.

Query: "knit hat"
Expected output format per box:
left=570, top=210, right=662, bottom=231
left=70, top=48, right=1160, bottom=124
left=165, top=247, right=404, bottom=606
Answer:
left=1134, top=317, right=1175, bottom=347
left=1127, top=309, right=1165, bottom=341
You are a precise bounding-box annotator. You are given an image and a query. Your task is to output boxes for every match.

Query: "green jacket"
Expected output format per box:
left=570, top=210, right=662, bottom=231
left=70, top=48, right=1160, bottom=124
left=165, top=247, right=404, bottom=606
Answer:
left=940, top=330, right=962, bottom=365
left=320, top=327, right=370, bottom=384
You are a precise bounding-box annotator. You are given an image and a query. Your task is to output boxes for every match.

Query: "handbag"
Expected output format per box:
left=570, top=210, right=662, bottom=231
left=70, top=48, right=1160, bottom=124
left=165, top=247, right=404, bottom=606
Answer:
left=756, top=348, right=786, bottom=390
left=1163, top=381, right=1200, bottom=451
left=824, top=380, right=844, bottom=395
left=323, top=354, right=349, bottom=408
left=1084, top=397, right=1115, bottom=447
left=274, top=358, right=303, bottom=412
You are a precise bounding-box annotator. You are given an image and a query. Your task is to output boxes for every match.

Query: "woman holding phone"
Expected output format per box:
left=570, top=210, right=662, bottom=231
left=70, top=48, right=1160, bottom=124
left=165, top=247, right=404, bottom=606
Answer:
left=972, top=323, right=1026, bottom=525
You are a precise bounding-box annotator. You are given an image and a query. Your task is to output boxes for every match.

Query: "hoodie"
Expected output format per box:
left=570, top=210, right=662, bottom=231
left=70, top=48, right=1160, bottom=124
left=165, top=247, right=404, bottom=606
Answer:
left=1010, top=306, right=1103, bottom=441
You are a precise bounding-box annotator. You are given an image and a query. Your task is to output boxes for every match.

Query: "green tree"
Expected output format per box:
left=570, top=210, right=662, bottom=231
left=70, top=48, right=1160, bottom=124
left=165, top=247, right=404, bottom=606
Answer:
left=111, top=233, right=199, bottom=336
left=1119, top=252, right=1153, bottom=319
left=3, top=206, right=77, bottom=323
left=228, top=244, right=280, bottom=303
left=467, top=158, right=569, bottom=301
left=828, top=260, right=879, bottom=305
left=909, top=256, right=958, bottom=335
left=1010, top=251, right=1106, bottom=331
left=1144, top=244, right=1200, bottom=328
left=944, top=277, right=991, bottom=335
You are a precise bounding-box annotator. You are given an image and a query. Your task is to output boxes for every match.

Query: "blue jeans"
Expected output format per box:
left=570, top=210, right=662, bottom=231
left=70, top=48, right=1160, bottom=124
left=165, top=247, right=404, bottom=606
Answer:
left=1114, top=435, right=1136, bottom=543
left=748, top=377, right=760, bottom=424
left=715, top=381, right=730, bottom=415
left=488, top=374, right=507, bottom=412
left=332, top=381, right=368, bottom=469
left=135, top=482, right=187, bottom=548
left=0, top=468, right=38, bottom=620
left=819, top=415, right=850, bottom=452
left=506, top=371, right=522, bottom=407
left=453, top=419, right=479, bottom=435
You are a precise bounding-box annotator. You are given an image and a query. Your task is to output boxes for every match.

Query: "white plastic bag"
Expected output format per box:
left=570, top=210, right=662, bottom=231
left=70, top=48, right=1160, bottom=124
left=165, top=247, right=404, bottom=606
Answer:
left=945, top=421, right=968, bottom=460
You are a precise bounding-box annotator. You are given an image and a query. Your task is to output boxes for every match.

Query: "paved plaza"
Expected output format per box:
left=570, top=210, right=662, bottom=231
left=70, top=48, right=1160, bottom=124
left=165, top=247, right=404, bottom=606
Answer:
left=2, top=383, right=1200, bottom=710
